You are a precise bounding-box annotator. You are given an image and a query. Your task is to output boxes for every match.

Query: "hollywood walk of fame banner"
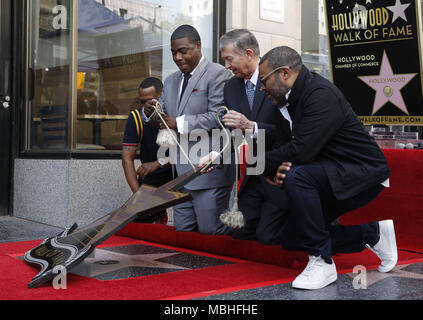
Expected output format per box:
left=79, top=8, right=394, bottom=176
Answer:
left=325, top=0, right=423, bottom=125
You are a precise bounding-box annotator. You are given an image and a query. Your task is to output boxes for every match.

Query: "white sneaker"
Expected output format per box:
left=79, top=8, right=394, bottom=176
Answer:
left=366, top=219, right=398, bottom=273
left=292, top=256, right=337, bottom=290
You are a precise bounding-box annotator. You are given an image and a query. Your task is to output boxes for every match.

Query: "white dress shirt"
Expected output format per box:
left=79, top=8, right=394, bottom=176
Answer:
left=278, top=90, right=292, bottom=131
left=246, top=67, right=260, bottom=137
left=176, top=56, right=205, bottom=134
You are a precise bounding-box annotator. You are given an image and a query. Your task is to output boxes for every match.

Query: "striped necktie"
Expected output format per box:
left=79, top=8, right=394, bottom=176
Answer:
left=245, top=80, right=255, bottom=110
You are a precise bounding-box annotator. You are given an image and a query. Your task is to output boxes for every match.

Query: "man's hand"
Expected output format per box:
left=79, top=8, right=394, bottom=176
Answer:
left=160, top=115, right=177, bottom=130
left=143, top=99, right=158, bottom=117
left=222, top=110, right=255, bottom=132
left=137, top=161, right=161, bottom=180
left=264, top=162, right=292, bottom=187
left=198, top=151, right=220, bottom=173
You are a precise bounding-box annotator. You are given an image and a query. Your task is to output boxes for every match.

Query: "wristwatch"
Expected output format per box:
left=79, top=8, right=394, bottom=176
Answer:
left=158, top=157, right=169, bottom=168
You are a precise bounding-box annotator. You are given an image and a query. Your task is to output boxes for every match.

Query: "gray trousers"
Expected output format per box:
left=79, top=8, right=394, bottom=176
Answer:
left=173, top=186, right=232, bottom=235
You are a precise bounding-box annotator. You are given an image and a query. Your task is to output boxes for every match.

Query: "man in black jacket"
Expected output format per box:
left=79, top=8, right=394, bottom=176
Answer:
left=259, top=46, right=396, bottom=290
left=219, top=29, right=291, bottom=244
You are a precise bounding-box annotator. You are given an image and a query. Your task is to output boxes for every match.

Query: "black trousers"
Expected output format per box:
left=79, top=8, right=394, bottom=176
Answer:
left=281, top=162, right=382, bottom=261
left=232, top=175, right=289, bottom=245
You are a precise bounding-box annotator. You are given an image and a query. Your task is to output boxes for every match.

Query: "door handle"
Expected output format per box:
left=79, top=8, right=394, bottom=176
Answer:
left=0, top=95, right=11, bottom=109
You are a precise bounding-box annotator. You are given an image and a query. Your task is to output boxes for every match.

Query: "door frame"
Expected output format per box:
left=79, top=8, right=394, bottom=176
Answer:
left=0, top=0, right=13, bottom=216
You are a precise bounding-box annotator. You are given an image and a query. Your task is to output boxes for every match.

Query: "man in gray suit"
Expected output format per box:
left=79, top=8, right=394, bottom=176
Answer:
left=144, top=25, right=234, bottom=235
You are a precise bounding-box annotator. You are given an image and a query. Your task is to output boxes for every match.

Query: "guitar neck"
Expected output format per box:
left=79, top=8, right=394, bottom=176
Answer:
left=162, top=162, right=216, bottom=192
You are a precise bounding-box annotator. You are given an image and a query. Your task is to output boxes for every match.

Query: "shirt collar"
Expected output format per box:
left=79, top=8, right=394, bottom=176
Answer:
left=244, top=66, right=259, bottom=86
left=279, top=90, right=291, bottom=109
left=285, top=89, right=291, bottom=101
left=181, top=56, right=204, bottom=78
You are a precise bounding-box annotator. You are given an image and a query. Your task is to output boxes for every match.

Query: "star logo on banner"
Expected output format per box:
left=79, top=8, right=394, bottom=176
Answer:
left=347, top=263, right=423, bottom=288
left=358, top=50, right=417, bottom=115
left=387, top=0, right=410, bottom=23
left=71, top=248, right=189, bottom=278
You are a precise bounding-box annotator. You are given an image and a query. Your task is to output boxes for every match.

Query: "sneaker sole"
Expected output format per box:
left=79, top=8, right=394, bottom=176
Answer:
left=377, top=219, right=398, bottom=273
left=292, top=273, right=338, bottom=290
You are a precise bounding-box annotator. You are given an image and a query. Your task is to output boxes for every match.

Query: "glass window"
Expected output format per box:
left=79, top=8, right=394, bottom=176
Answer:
left=301, top=0, right=330, bottom=80
left=24, top=0, right=216, bottom=153
left=26, top=0, right=73, bottom=151
left=76, top=0, right=214, bottom=151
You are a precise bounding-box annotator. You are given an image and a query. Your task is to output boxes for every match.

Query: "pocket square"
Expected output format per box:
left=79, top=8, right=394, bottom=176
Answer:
left=192, top=89, right=198, bottom=92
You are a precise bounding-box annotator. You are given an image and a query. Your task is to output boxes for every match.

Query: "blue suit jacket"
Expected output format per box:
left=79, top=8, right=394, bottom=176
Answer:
left=223, top=75, right=291, bottom=194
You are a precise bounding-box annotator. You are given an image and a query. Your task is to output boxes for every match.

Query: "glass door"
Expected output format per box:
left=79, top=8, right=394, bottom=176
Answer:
left=25, top=0, right=74, bottom=151
left=0, top=0, right=13, bottom=215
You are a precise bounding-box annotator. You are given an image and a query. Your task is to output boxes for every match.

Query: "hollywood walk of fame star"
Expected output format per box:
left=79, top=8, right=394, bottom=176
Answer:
left=387, top=0, right=411, bottom=23
left=71, top=248, right=189, bottom=278
left=358, top=50, right=417, bottom=115
left=347, top=263, right=423, bottom=288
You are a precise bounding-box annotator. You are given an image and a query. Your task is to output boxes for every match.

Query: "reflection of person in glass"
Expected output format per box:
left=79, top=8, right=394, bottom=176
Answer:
left=122, top=77, right=172, bottom=223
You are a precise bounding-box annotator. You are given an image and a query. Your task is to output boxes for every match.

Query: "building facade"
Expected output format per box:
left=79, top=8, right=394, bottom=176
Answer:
left=1, top=0, right=409, bottom=227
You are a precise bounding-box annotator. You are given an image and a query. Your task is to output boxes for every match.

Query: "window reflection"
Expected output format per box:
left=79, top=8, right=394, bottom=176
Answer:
left=25, top=0, right=215, bottom=152
left=28, top=0, right=72, bottom=151
left=301, top=0, right=331, bottom=80
left=76, top=0, right=214, bottom=151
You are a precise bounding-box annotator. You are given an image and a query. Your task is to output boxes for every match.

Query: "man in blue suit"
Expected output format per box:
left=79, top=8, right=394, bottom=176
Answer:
left=219, top=29, right=291, bottom=244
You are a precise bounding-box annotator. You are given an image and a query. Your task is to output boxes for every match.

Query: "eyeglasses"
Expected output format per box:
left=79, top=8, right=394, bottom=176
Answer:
left=260, top=66, right=289, bottom=85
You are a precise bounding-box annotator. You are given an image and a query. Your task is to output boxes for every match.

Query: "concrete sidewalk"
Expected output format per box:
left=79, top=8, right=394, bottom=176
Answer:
left=0, top=216, right=63, bottom=243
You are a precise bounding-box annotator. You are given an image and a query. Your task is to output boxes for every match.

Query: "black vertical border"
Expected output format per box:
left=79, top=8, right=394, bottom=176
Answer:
left=213, top=0, right=227, bottom=64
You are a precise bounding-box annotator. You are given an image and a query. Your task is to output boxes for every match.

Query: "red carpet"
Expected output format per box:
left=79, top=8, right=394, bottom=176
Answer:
left=117, top=223, right=423, bottom=269
left=341, top=149, right=423, bottom=253
left=1, top=149, right=422, bottom=299
left=1, top=232, right=422, bottom=300
left=116, top=150, right=423, bottom=269
left=0, top=236, right=302, bottom=300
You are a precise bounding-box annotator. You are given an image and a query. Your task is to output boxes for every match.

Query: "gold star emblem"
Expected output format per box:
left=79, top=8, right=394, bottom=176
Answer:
left=358, top=50, right=417, bottom=115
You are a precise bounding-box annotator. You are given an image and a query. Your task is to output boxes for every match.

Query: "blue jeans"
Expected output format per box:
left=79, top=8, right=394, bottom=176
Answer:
left=279, top=162, right=383, bottom=261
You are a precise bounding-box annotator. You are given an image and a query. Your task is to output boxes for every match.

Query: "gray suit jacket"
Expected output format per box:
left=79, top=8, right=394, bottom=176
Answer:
left=160, top=58, right=234, bottom=190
